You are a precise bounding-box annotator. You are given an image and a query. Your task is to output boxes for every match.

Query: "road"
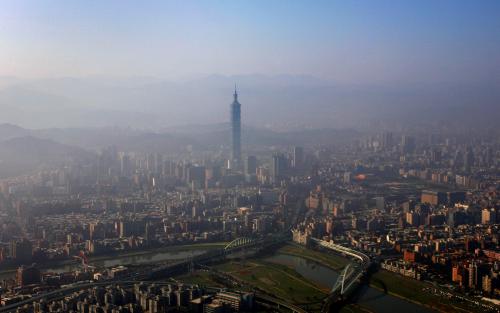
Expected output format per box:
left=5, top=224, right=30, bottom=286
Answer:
left=0, top=234, right=291, bottom=313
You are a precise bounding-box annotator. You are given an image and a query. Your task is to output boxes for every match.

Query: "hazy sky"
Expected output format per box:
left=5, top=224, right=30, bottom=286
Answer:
left=1, top=0, right=499, bottom=84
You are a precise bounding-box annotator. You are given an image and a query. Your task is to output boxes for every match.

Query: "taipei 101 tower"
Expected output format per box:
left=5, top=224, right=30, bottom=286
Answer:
left=230, top=86, right=242, bottom=168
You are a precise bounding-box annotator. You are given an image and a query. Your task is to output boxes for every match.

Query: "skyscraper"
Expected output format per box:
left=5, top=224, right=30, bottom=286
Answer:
left=230, top=86, right=242, bottom=167
left=271, top=153, right=286, bottom=184
left=292, top=146, right=304, bottom=169
left=401, top=135, right=416, bottom=154
left=244, top=155, right=257, bottom=176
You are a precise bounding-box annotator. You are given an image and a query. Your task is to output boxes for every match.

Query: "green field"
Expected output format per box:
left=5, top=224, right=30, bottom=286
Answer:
left=176, top=243, right=486, bottom=313
left=175, top=243, right=354, bottom=312
left=176, top=259, right=327, bottom=311
left=176, top=270, right=226, bottom=288
left=369, top=270, right=427, bottom=302
left=215, top=260, right=327, bottom=305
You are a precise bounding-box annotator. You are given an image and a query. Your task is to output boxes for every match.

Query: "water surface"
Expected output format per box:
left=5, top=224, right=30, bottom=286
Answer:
left=266, top=253, right=435, bottom=313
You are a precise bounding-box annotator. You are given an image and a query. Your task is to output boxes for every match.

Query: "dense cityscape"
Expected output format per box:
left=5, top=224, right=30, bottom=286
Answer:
left=0, top=86, right=497, bottom=313
left=2, top=1, right=500, bottom=312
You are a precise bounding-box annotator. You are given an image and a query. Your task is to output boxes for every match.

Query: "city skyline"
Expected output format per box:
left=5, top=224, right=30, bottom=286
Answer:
left=0, top=2, right=499, bottom=312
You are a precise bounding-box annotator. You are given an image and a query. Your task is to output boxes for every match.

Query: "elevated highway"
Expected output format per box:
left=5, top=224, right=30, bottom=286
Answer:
left=143, top=233, right=288, bottom=280
left=0, top=234, right=290, bottom=313
left=256, top=294, right=308, bottom=313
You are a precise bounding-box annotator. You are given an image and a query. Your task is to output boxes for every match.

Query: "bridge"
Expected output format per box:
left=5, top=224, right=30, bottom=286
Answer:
left=224, top=236, right=257, bottom=251
left=0, top=234, right=291, bottom=313
left=309, top=238, right=371, bottom=312
left=143, top=234, right=288, bottom=280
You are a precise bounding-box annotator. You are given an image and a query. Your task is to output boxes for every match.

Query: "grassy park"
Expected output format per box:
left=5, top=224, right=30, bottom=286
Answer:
left=176, top=243, right=484, bottom=313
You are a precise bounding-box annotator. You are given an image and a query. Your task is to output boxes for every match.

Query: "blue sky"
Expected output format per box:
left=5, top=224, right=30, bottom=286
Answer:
left=1, top=0, right=499, bottom=84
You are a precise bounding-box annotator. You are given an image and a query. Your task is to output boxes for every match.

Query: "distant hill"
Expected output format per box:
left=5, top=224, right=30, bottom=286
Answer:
left=0, top=136, right=94, bottom=178
left=0, top=123, right=362, bottom=178
left=0, top=123, right=360, bottom=154
left=0, top=75, right=498, bottom=130
left=0, top=123, right=30, bottom=141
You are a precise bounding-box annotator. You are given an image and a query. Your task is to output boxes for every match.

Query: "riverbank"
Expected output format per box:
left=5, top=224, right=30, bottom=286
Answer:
left=368, top=270, right=444, bottom=312
left=87, top=241, right=227, bottom=262
left=276, top=242, right=350, bottom=271
left=274, top=244, right=372, bottom=313
left=175, top=243, right=437, bottom=313
left=281, top=243, right=469, bottom=312
left=276, top=243, right=435, bottom=313
left=368, top=269, right=492, bottom=313
left=0, top=242, right=227, bottom=279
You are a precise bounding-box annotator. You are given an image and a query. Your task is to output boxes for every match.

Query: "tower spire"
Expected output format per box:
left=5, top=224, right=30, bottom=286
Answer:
left=230, top=84, right=241, bottom=169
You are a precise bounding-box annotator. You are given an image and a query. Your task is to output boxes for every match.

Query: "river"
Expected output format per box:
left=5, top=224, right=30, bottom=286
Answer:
left=1, top=247, right=435, bottom=312
left=0, top=248, right=210, bottom=281
left=266, top=254, right=435, bottom=313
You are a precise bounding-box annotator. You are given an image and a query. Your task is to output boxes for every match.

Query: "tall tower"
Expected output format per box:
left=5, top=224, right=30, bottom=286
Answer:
left=230, top=85, right=242, bottom=167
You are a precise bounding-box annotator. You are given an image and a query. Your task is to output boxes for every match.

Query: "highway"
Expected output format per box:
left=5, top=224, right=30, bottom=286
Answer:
left=0, top=234, right=290, bottom=313
left=256, top=294, right=309, bottom=313
left=1, top=235, right=369, bottom=313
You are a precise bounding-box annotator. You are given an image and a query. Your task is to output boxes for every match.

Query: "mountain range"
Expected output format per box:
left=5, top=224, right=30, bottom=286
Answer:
left=0, top=122, right=361, bottom=178
left=0, top=74, right=498, bottom=131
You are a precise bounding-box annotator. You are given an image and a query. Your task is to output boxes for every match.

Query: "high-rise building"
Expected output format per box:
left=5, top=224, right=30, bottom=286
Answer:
left=271, top=153, right=286, bottom=184
left=381, top=132, right=393, bottom=149
left=119, top=220, right=145, bottom=238
left=230, top=86, right=242, bottom=168
left=482, top=208, right=497, bottom=224
left=16, top=264, right=41, bottom=286
left=406, top=211, right=420, bottom=227
left=89, top=222, right=105, bottom=241
left=292, top=146, right=304, bottom=169
left=10, top=239, right=33, bottom=264
left=375, top=196, right=385, bottom=211
left=464, top=147, right=474, bottom=173
left=421, top=190, right=447, bottom=206
left=120, top=153, right=132, bottom=177
left=187, top=165, right=206, bottom=188
left=244, top=155, right=257, bottom=176
left=401, top=135, right=416, bottom=154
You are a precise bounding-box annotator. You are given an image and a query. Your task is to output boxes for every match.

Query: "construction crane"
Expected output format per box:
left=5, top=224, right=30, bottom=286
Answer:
left=73, top=251, right=95, bottom=271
